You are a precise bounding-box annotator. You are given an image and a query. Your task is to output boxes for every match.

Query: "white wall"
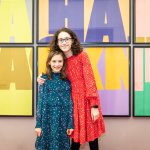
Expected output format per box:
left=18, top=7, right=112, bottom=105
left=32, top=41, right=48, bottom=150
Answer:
left=1, top=117, right=150, bottom=150
left=0, top=118, right=36, bottom=150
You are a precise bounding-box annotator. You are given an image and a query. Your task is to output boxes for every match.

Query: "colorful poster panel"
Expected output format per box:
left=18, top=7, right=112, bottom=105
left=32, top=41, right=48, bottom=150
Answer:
left=86, top=47, right=130, bottom=116
left=37, top=46, right=130, bottom=116
left=0, top=0, right=33, bottom=44
left=0, top=47, right=34, bottom=116
left=133, top=47, right=150, bottom=117
left=134, top=0, right=150, bottom=43
left=37, top=0, right=130, bottom=44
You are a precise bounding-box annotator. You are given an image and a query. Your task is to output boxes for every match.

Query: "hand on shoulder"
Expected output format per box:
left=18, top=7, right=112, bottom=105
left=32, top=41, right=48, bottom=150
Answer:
left=37, top=74, right=45, bottom=85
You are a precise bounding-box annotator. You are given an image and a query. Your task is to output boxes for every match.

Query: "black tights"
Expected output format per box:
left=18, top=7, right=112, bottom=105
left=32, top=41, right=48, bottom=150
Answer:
left=71, top=138, right=99, bottom=150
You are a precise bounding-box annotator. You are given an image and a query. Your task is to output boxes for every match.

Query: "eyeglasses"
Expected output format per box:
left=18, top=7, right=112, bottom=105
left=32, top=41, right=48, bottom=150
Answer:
left=58, top=37, right=72, bottom=43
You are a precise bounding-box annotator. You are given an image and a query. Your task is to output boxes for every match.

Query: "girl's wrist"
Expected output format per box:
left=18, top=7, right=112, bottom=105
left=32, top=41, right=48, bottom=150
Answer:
left=92, top=105, right=98, bottom=108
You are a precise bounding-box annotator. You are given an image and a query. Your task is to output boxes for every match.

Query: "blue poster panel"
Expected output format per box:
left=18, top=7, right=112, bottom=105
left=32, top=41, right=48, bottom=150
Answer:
left=37, top=0, right=130, bottom=44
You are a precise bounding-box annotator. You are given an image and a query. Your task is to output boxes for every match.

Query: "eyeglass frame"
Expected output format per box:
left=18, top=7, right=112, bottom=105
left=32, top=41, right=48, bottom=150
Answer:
left=57, top=37, right=72, bottom=44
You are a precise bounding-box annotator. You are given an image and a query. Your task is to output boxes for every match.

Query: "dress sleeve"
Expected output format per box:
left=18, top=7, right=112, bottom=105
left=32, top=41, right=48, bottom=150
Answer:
left=67, top=87, right=74, bottom=129
left=35, top=84, right=44, bottom=128
left=81, top=52, right=100, bottom=107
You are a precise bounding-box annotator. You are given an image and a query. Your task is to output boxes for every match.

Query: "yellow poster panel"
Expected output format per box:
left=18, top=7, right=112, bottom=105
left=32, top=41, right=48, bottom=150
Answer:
left=0, top=0, right=33, bottom=43
left=0, top=47, right=33, bottom=116
left=38, top=46, right=50, bottom=75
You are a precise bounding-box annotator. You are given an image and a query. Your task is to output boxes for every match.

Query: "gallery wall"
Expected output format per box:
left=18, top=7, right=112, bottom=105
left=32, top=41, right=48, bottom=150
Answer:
left=0, top=0, right=150, bottom=150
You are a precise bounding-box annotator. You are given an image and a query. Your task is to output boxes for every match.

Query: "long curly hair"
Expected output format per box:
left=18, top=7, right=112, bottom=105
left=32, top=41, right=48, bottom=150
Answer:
left=45, top=51, right=67, bottom=80
left=49, top=27, right=83, bottom=56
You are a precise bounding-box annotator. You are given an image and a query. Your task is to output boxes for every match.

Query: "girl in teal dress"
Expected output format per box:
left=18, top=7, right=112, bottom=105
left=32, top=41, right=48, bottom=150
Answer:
left=35, top=51, right=74, bottom=150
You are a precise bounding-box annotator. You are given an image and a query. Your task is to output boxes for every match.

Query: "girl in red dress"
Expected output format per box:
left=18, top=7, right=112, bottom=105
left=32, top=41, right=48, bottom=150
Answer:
left=38, top=28, right=105, bottom=150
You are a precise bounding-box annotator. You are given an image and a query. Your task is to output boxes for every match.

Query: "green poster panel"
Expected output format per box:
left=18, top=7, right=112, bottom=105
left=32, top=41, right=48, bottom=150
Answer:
left=133, top=47, right=150, bottom=116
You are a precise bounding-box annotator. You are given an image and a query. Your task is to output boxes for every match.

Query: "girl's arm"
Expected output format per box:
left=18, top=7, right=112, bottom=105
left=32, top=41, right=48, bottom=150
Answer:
left=35, top=84, right=44, bottom=129
left=67, top=88, right=74, bottom=132
left=81, top=52, right=100, bottom=107
left=81, top=52, right=101, bottom=121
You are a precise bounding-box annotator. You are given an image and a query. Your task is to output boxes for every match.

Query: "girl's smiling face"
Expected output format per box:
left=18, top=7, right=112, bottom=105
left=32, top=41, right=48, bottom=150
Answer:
left=49, top=54, right=64, bottom=73
left=57, top=31, right=73, bottom=53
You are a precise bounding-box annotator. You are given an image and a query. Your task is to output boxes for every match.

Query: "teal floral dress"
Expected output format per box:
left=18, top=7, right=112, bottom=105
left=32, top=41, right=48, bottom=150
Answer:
left=35, top=73, right=73, bottom=150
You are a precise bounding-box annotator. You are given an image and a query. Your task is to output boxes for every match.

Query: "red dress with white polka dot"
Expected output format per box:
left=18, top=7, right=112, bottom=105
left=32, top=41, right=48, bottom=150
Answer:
left=66, top=51, right=105, bottom=144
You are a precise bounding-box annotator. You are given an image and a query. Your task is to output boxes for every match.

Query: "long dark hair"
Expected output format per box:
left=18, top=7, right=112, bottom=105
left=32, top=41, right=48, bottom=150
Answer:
left=49, top=27, right=83, bottom=56
left=45, top=51, right=67, bottom=79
